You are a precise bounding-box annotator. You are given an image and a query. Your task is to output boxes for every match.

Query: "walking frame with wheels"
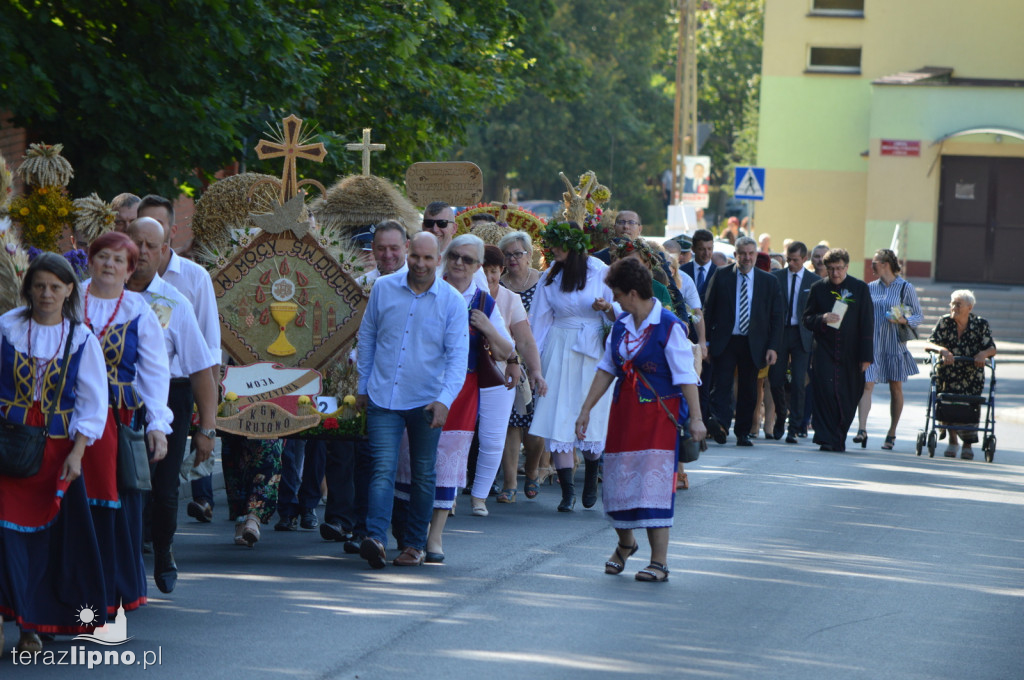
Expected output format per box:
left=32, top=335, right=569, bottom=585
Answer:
left=916, top=352, right=997, bottom=462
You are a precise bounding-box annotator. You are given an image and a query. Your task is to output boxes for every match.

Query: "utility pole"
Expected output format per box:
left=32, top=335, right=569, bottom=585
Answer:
left=670, top=0, right=698, bottom=205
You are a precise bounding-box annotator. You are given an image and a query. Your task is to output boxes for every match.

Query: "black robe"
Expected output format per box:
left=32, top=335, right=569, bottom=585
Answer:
left=802, top=275, right=874, bottom=451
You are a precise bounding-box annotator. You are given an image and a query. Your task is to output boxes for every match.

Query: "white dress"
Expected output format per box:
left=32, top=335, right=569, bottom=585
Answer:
left=528, top=257, right=615, bottom=454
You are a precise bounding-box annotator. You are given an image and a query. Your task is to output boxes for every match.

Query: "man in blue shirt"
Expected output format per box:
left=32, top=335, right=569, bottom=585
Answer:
left=356, top=232, right=469, bottom=568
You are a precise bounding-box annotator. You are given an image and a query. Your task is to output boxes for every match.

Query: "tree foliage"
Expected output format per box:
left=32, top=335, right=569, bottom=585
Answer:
left=0, top=0, right=542, bottom=199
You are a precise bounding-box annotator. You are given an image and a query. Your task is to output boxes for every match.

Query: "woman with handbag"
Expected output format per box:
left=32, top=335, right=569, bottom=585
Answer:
left=483, top=244, right=547, bottom=504
left=82, top=232, right=172, bottom=611
left=0, top=253, right=108, bottom=654
left=854, top=249, right=922, bottom=450
left=395, top=234, right=512, bottom=563
left=528, top=221, right=617, bottom=512
left=575, top=258, right=705, bottom=582
left=497, top=231, right=553, bottom=499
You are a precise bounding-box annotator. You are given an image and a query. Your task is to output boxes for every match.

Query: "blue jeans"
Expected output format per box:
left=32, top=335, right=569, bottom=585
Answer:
left=365, top=401, right=442, bottom=551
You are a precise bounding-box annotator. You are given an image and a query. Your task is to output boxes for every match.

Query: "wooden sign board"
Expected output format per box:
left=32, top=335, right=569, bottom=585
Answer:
left=211, top=231, right=366, bottom=371
left=221, top=363, right=321, bottom=406
left=216, top=400, right=322, bottom=438
left=405, top=162, right=483, bottom=207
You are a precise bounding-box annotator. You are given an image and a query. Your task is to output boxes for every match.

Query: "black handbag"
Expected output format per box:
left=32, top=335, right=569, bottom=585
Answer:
left=0, top=320, right=77, bottom=478
left=474, top=292, right=506, bottom=389
left=896, top=280, right=919, bottom=343
left=115, top=414, right=151, bottom=492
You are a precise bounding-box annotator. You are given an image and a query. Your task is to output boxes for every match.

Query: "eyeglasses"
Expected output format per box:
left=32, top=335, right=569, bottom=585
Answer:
left=825, top=265, right=847, bottom=274
left=615, top=219, right=639, bottom=227
left=503, top=250, right=528, bottom=261
left=423, top=218, right=451, bottom=230
left=446, top=252, right=478, bottom=265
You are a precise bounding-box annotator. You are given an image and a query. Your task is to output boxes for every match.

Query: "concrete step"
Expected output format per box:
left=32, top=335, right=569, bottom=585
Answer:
left=908, top=280, right=1024, bottom=343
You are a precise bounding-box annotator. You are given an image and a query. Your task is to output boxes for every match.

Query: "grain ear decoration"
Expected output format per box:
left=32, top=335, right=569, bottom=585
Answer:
left=17, top=143, right=74, bottom=189
left=312, top=174, right=420, bottom=240
left=72, top=193, right=116, bottom=242
left=0, top=230, right=29, bottom=316
left=0, top=152, right=13, bottom=213
left=190, top=173, right=284, bottom=250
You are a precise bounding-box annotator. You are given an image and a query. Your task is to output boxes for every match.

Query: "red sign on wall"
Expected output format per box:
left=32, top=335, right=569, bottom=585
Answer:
left=880, top=139, right=921, bottom=157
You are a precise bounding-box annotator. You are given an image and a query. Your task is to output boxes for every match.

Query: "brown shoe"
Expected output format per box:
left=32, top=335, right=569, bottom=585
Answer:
left=393, top=546, right=425, bottom=567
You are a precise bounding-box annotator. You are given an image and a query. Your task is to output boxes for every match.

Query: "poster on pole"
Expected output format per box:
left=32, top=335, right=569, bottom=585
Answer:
left=681, top=155, right=710, bottom=208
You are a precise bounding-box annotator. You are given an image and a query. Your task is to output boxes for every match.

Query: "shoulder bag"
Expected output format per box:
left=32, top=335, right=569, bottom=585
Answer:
left=475, top=292, right=507, bottom=389
left=633, top=368, right=703, bottom=464
left=116, top=411, right=151, bottom=492
left=896, top=280, right=919, bottom=343
left=0, top=320, right=77, bottom=478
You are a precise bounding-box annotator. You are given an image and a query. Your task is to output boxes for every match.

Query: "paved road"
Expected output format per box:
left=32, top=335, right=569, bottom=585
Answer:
left=6, top=363, right=1024, bottom=679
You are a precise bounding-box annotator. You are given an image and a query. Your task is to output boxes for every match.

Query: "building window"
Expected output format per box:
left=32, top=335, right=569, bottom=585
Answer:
left=807, top=47, right=862, bottom=74
left=809, top=0, right=864, bottom=17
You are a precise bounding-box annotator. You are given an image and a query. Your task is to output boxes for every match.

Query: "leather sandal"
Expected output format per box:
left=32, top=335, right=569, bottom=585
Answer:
left=524, top=476, right=539, bottom=499
left=242, top=515, right=261, bottom=547
left=635, top=561, right=670, bottom=582
left=881, top=435, right=896, bottom=451
left=677, top=472, right=689, bottom=490
left=605, top=542, right=640, bottom=575
left=496, top=488, right=517, bottom=503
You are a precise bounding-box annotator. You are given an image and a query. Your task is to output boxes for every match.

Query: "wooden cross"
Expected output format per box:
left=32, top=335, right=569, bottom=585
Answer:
left=346, top=128, right=385, bottom=176
left=255, top=114, right=327, bottom=205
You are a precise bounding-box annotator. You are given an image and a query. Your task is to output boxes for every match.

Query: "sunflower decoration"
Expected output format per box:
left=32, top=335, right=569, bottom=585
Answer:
left=72, top=193, right=116, bottom=243
left=8, top=143, right=75, bottom=253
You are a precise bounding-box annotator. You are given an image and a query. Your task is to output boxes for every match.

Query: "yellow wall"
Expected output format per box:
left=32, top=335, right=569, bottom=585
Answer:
left=758, top=0, right=1024, bottom=279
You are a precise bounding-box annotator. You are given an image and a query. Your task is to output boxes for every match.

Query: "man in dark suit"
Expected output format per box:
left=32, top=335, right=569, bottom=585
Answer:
left=681, top=228, right=717, bottom=425
left=703, top=236, right=785, bottom=446
left=769, top=241, right=820, bottom=444
left=681, top=228, right=716, bottom=303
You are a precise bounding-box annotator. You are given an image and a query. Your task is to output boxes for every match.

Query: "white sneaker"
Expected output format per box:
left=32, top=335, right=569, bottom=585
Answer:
left=943, top=444, right=959, bottom=458
left=471, top=499, right=489, bottom=517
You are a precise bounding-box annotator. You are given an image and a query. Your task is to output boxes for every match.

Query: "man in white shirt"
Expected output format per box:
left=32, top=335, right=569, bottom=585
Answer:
left=126, top=216, right=219, bottom=593
left=137, top=195, right=223, bottom=524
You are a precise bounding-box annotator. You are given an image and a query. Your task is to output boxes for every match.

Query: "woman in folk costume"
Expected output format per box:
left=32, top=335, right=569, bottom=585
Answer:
left=394, top=234, right=513, bottom=563
left=576, top=258, right=706, bottom=582
left=0, top=253, right=108, bottom=654
left=528, top=221, right=618, bottom=512
left=82, top=231, right=171, bottom=611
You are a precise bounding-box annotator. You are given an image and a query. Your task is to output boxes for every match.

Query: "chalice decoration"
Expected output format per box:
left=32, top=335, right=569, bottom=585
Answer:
left=268, top=276, right=298, bottom=356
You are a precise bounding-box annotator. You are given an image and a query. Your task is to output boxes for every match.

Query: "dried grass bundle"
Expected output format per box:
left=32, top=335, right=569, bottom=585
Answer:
left=190, top=173, right=282, bottom=250
left=0, top=153, right=12, bottom=213
left=18, top=143, right=74, bottom=188
left=470, top=222, right=512, bottom=246
left=314, top=174, right=420, bottom=240
left=0, top=228, right=29, bottom=315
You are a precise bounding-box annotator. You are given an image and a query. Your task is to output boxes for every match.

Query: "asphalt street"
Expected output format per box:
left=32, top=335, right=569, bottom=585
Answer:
left=5, top=361, right=1024, bottom=679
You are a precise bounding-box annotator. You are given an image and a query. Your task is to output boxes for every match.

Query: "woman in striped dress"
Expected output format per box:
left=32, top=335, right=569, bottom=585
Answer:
left=855, top=249, right=923, bottom=450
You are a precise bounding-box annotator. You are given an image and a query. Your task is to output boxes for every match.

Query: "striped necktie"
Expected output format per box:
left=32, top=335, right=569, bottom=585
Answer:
left=738, top=272, right=750, bottom=334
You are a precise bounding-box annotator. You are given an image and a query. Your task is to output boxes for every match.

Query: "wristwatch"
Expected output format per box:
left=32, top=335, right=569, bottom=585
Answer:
left=197, top=427, right=217, bottom=439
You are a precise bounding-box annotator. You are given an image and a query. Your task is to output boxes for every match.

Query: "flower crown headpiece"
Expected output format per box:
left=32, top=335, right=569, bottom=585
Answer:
left=541, top=219, right=590, bottom=253
left=611, top=237, right=657, bottom=268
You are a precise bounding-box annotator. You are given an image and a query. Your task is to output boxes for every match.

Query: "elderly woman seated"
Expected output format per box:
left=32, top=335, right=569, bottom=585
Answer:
left=921, top=289, right=997, bottom=460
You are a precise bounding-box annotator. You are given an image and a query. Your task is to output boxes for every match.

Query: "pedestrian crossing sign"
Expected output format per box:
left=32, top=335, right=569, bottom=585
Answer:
left=734, top=166, right=765, bottom=201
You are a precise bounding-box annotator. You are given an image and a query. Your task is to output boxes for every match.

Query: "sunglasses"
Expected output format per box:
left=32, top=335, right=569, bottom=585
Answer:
left=423, top=218, right=451, bottom=230
left=446, top=252, right=478, bottom=265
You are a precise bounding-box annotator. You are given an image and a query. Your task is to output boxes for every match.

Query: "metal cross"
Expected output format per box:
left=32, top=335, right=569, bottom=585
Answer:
left=346, top=128, right=386, bottom=176
left=255, top=114, right=327, bottom=205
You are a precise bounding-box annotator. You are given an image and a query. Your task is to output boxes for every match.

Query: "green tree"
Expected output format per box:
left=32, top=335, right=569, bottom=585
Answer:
left=0, top=0, right=322, bottom=198
left=0, top=0, right=549, bottom=200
